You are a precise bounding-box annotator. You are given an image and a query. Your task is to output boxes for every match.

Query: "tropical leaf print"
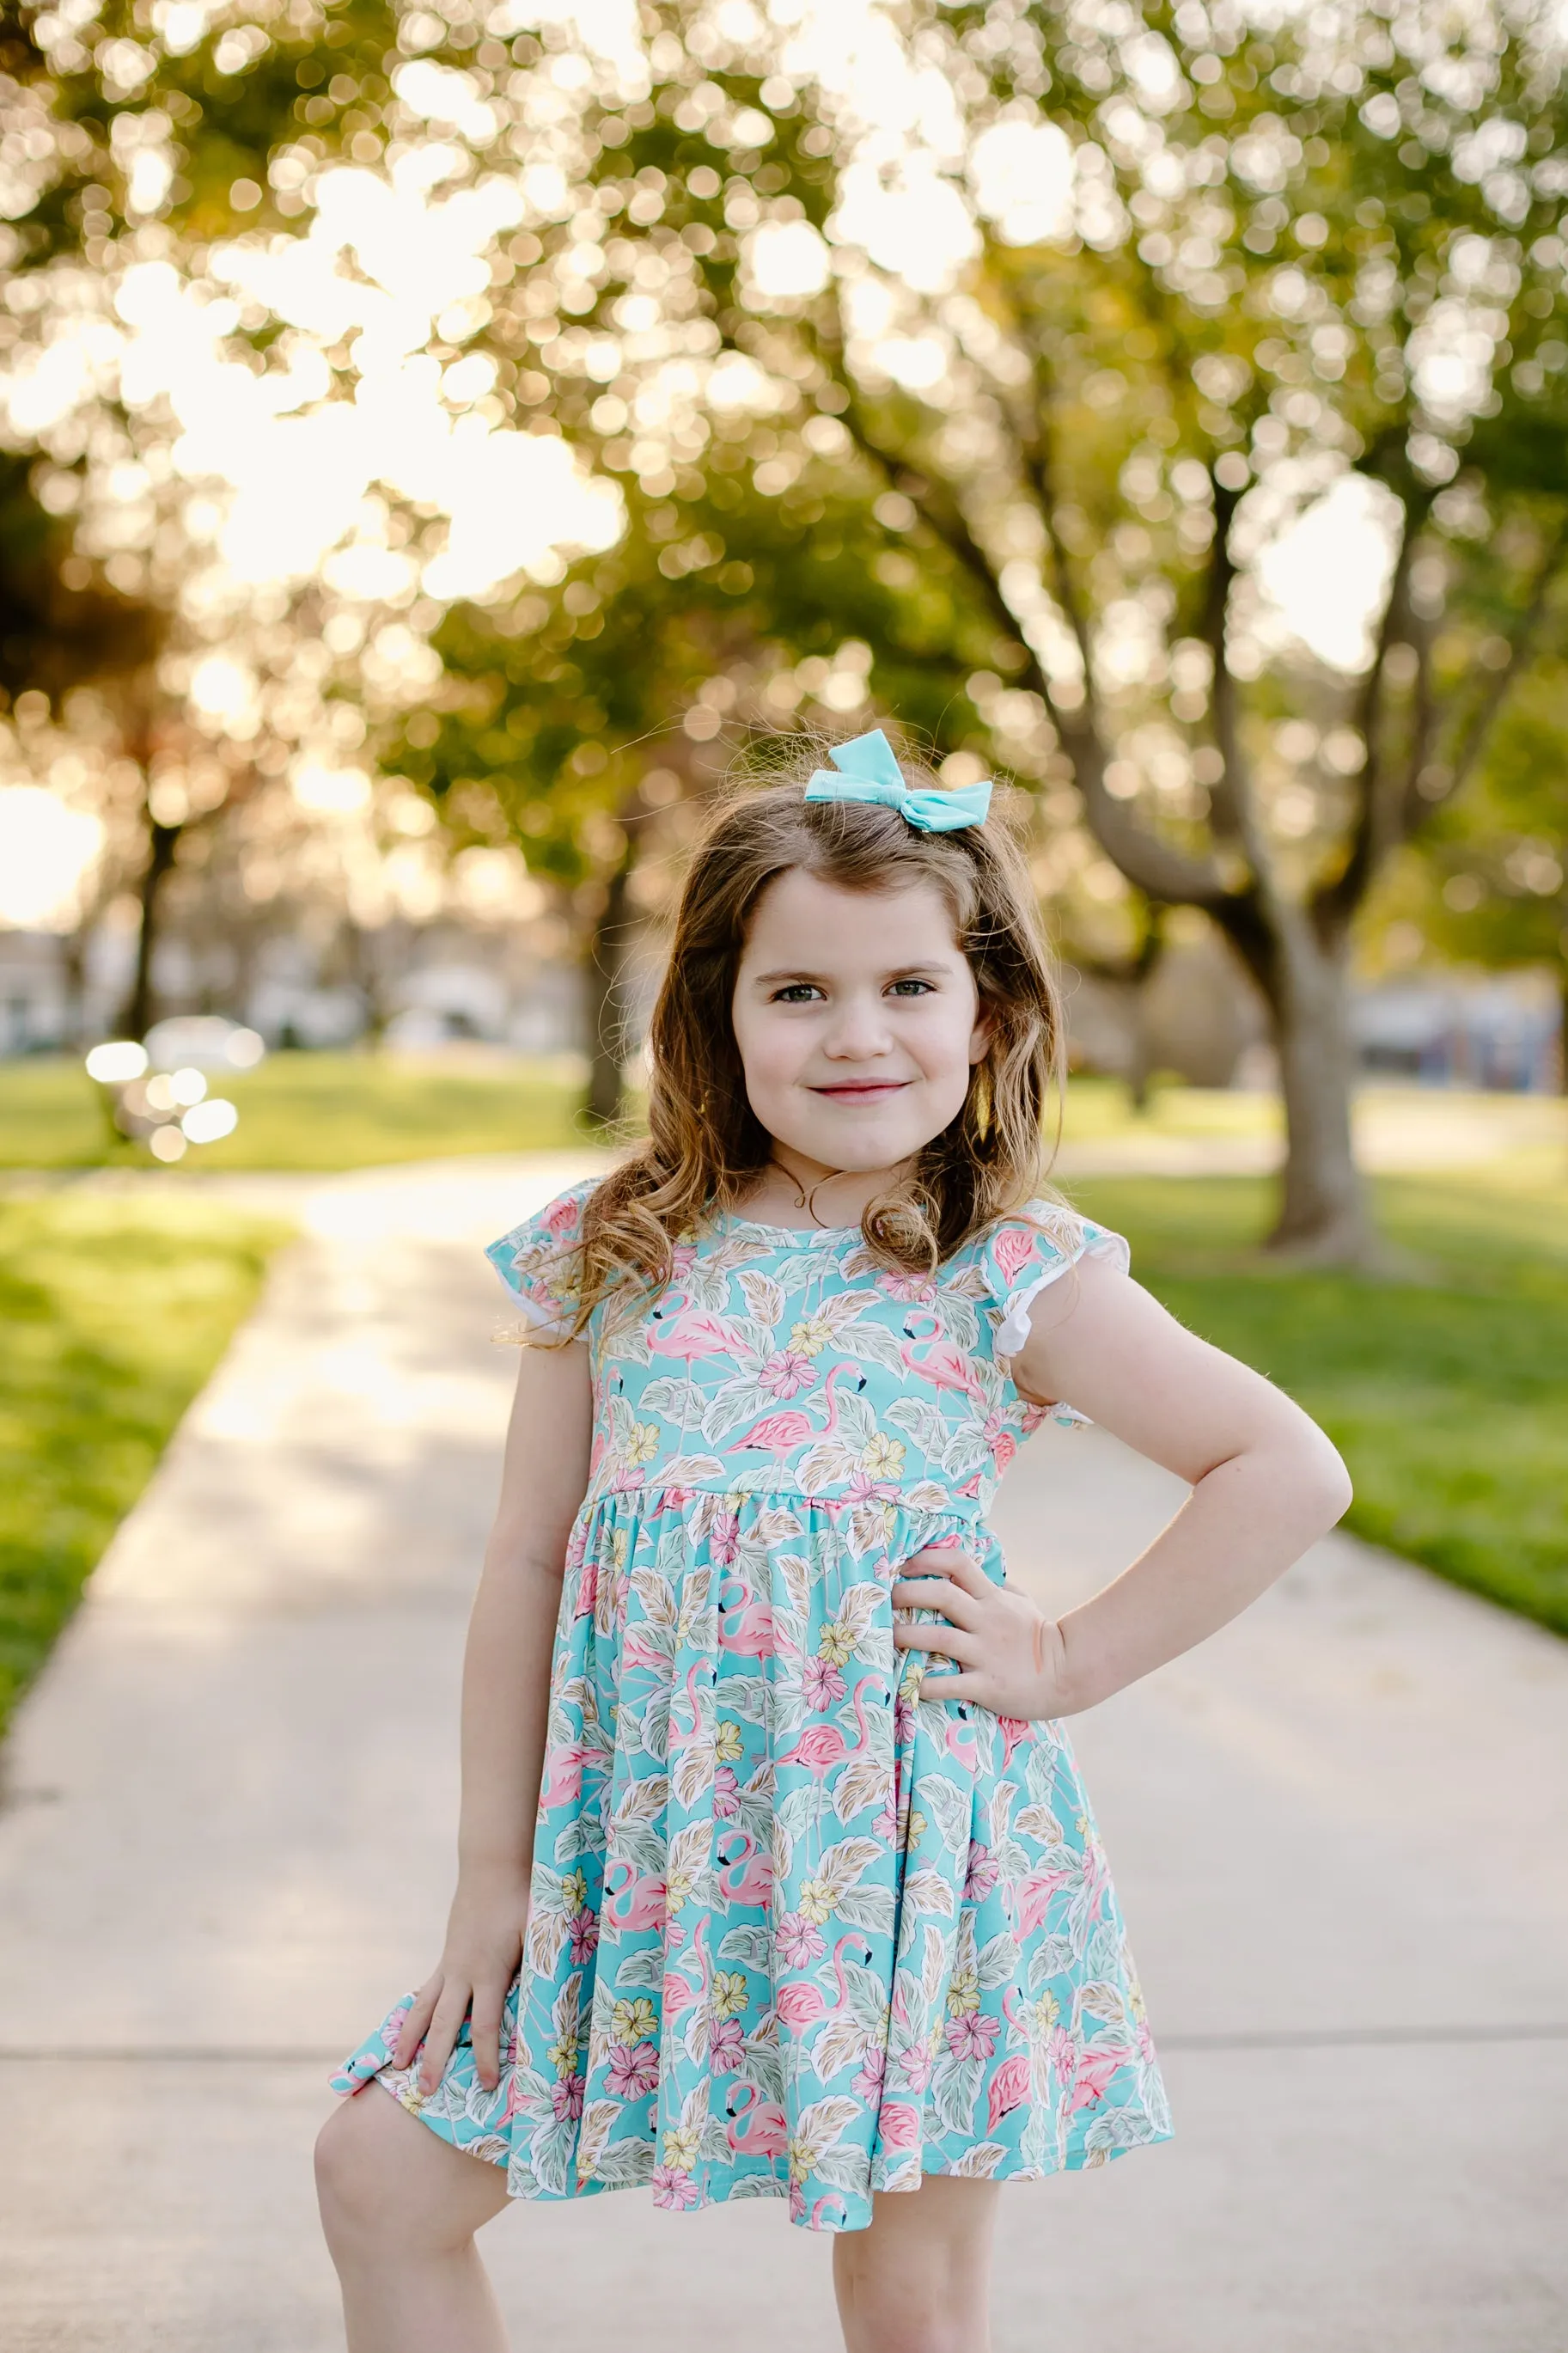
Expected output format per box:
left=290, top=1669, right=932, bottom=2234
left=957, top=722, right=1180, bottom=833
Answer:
left=333, top=1187, right=1167, bottom=2234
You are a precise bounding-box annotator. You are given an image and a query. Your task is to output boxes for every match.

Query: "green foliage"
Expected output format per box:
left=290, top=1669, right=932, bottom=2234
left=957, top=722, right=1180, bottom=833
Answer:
left=3, top=0, right=401, bottom=267
left=1071, top=1168, right=1568, bottom=1637
left=0, top=1195, right=285, bottom=1734
left=397, top=463, right=1009, bottom=879
left=0, top=450, right=160, bottom=700
left=1376, top=653, right=1566, bottom=980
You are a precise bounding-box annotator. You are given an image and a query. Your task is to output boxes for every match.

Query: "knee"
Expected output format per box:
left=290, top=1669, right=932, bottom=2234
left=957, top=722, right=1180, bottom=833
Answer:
left=315, top=2085, right=442, bottom=2257
left=836, top=2252, right=976, bottom=2353
left=315, top=2091, right=384, bottom=2246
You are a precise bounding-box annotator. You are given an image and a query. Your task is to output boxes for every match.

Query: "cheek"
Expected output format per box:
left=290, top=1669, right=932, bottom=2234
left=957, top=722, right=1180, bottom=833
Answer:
left=730, top=1011, right=796, bottom=1104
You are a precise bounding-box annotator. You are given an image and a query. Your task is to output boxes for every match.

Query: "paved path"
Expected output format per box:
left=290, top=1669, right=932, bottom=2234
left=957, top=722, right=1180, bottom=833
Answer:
left=2, top=1155, right=1565, bottom=2352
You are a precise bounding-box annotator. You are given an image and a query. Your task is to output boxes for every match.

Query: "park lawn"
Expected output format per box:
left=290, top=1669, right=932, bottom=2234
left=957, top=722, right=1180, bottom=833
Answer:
left=1064, top=1168, right=1568, bottom=1639
left=0, top=1195, right=289, bottom=1739
left=0, top=1050, right=589, bottom=1170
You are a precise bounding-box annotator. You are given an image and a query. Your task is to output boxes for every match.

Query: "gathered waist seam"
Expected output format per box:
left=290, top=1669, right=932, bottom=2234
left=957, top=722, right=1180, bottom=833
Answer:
left=579, top=1475, right=986, bottom=1517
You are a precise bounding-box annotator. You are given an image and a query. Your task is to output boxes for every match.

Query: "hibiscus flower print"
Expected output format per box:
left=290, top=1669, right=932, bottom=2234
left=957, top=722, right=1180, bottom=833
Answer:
left=611, top=1996, right=658, bottom=2045
left=946, top=1963, right=981, bottom=2018
left=860, top=1434, right=906, bottom=1482
left=552, top=2071, right=587, bottom=2120
left=710, top=1969, right=750, bottom=2020
left=759, top=1350, right=814, bottom=1399
left=945, top=2011, right=999, bottom=2063
left=709, top=2017, right=745, bottom=2072
left=776, top=1910, right=826, bottom=1966
left=964, top=1840, right=1000, bottom=1901
left=606, top=2039, right=660, bottom=2098
left=652, top=2164, right=703, bottom=2209
left=332, top=1188, right=1171, bottom=2234
left=802, top=1658, right=845, bottom=1710
left=852, top=2044, right=885, bottom=2101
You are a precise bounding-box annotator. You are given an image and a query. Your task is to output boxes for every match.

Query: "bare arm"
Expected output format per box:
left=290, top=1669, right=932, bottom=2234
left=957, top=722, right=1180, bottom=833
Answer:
left=393, top=1335, right=593, bottom=2092
left=893, top=1253, right=1352, bottom=1718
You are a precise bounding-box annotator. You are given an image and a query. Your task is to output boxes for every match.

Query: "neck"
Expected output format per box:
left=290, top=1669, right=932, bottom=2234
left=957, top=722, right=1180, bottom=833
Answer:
left=747, top=1145, right=912, bottom=1231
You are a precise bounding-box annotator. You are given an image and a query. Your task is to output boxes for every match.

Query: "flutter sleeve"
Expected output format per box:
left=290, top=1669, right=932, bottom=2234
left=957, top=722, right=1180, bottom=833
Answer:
left=484, top=1178, right=597, bottom=1336
left=978, top=1201, right=1131, bottom=1409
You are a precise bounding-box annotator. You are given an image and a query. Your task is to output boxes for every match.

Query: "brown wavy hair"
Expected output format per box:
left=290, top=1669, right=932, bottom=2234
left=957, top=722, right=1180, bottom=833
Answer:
left=558, top=734, right=1065, bottom=1335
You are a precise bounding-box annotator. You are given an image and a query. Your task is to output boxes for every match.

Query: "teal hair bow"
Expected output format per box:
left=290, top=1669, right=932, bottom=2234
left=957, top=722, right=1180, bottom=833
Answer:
left=803, top=730, right=991, bottom=833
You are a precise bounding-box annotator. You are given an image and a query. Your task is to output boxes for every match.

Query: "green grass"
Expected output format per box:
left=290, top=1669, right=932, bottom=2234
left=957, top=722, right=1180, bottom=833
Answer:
left=1, top=1056, right=1562, bottom=1708
left=1063, top=1168, right=1568, bottom=1638
left=0, top=1196, right=289, bottom=1738
left=0, top=1050, right=588, bottom=1170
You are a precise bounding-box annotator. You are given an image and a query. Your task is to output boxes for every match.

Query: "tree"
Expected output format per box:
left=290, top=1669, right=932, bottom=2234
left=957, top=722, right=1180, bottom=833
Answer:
left=0, top=0, right=406, bottom=1034
left=1375, top=653, right=1567, bottom=1083
left=325, top=0, right=1568, bottom=1258
left=388, top=460, right=1016, bottom=1119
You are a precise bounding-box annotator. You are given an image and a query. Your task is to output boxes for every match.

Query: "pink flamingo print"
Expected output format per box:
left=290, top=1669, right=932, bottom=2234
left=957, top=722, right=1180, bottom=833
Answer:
left=876, top=2100, right=923, bottom=2151
left=777, top=1673, right=887, bottom=1829
left=998, top=1715, right=1032, bottom=1770
left=535, top=1739, right=601, bottom=1812
left=668, top=1659, right=716, bottom=1772
left=602, top=1861, right=668, bottom=1934
left=774, top=1934, right=874, bottom=2029
left=1016, top=1855, right=1076, bottom=1939
left=943, top=1710, right=981, bottom=1775
left=724, top=2081, right=790, bottom=2156
left=732, top=1363, right=863, bottom=1465
left=662, top=1914, right=712, bottom=2020
left=1069, top=2046, right=1121, bottom=2113
left=647, top=1293, right=749, bottom=1363
left=715, top=1830, right=773, bottom=1909
left=985, top=2050, right=1034, bottom=2135
left=717, top=1574, right=775, bottom=1657
left=899, top=1312, right=987, bottom=1403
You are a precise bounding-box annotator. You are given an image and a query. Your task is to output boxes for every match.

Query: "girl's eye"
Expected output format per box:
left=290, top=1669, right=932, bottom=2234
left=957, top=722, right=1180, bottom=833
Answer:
left=771, top=983, right=823, bottom=1004
left=888, top=979, right=935, bottom=997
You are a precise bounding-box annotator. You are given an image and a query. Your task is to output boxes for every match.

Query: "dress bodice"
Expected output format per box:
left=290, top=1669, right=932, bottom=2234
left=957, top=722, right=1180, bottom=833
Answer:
left=485, top=1186, right=1129, bottom=1532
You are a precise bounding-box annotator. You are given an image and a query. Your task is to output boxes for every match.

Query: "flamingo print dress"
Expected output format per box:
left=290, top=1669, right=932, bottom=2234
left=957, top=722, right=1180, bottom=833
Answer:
left=331, top=1182, right=1172, bottom=2231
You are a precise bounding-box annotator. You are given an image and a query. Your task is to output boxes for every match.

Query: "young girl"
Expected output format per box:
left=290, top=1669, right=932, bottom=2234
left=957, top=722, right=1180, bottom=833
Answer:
left=316, top=729, right=1351, bottom=2353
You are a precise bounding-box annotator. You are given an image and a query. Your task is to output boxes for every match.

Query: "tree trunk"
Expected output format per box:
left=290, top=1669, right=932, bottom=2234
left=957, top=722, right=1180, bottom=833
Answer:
left=583, top=842, right=636, bottom=1128
left=118, top=815, right=180, bottom=1042
left=1265, top=917, right=1371, bottom=1261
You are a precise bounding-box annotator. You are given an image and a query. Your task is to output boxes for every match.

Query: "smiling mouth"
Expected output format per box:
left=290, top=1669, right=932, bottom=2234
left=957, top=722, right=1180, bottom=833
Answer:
left=811, top=1080, right=911, bottom=1101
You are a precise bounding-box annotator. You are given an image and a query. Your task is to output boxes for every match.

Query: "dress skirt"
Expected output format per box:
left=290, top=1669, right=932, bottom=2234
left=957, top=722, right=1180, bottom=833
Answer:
left=332, top=1482, right=1172, bottom=2233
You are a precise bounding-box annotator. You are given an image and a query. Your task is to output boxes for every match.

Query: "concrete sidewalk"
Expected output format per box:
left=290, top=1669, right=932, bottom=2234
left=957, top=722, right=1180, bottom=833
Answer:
left=1, top=1155, right=1565, bottom=2352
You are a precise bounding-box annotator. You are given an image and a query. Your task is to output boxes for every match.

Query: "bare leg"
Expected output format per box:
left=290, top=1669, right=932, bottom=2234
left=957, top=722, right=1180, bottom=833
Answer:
left=831, top=2175, right=1003, bottom=2353
left=316, top=2083, right=514, bottom=2353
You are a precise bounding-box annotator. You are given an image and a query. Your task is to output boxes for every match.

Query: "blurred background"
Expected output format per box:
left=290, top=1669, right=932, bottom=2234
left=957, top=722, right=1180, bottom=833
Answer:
left=2, top=0, right=1565, bottom=1726
left=0, top=7, right=1565, bottom=2340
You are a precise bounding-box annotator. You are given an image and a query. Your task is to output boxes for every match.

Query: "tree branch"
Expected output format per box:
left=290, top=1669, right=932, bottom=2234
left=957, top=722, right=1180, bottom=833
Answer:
left=1314, top=486, right=1429, bottom=932
left=811, top=311, right=1241, bottom=913
left=1435, top=509, right=1568, bottom=813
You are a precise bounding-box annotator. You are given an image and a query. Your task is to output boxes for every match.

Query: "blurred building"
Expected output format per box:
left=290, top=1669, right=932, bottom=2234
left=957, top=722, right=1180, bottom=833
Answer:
left=0, top=912, right=585, bottom=1057
left=1352, top=970, right=1562, bottom=1092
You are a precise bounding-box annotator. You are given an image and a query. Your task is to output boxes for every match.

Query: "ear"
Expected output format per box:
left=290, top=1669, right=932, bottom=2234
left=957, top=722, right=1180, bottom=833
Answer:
left=967, top=1001, right=993, bottom=1065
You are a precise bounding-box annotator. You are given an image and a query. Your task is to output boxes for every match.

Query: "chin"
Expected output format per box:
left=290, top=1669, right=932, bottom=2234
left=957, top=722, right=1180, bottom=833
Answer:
left=800, top=1113, right=949, bottom=1170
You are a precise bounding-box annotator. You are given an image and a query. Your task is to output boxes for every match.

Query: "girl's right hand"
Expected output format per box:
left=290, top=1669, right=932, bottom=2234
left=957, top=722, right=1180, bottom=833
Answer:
left=390, top=1864, right=532, bottom=2096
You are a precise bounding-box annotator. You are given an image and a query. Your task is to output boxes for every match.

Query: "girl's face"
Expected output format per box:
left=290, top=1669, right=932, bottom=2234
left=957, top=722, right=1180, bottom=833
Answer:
left=731, top=869, right=989, bottom=1176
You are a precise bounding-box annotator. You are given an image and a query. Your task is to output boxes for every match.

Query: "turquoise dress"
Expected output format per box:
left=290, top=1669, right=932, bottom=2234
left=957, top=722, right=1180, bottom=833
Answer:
left=331, top=1183, right=1171, bottom=2231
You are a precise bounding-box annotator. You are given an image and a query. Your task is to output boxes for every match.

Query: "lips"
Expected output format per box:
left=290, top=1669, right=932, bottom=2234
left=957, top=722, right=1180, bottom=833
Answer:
left=812, top=1082, right=910, bottom=1103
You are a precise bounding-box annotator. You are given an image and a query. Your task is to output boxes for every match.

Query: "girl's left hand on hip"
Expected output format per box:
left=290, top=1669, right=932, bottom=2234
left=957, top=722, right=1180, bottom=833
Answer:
left=892, top=1545, right=1070, bottom=1720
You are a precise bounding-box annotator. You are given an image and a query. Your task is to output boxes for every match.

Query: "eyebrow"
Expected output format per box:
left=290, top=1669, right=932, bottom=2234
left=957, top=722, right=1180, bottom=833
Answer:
left=749, top=963, right=952, bottom=985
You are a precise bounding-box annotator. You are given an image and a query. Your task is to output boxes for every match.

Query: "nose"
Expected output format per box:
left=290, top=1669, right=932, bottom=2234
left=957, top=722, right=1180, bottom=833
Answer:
left=822, top=993, right=892, bottom=1060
